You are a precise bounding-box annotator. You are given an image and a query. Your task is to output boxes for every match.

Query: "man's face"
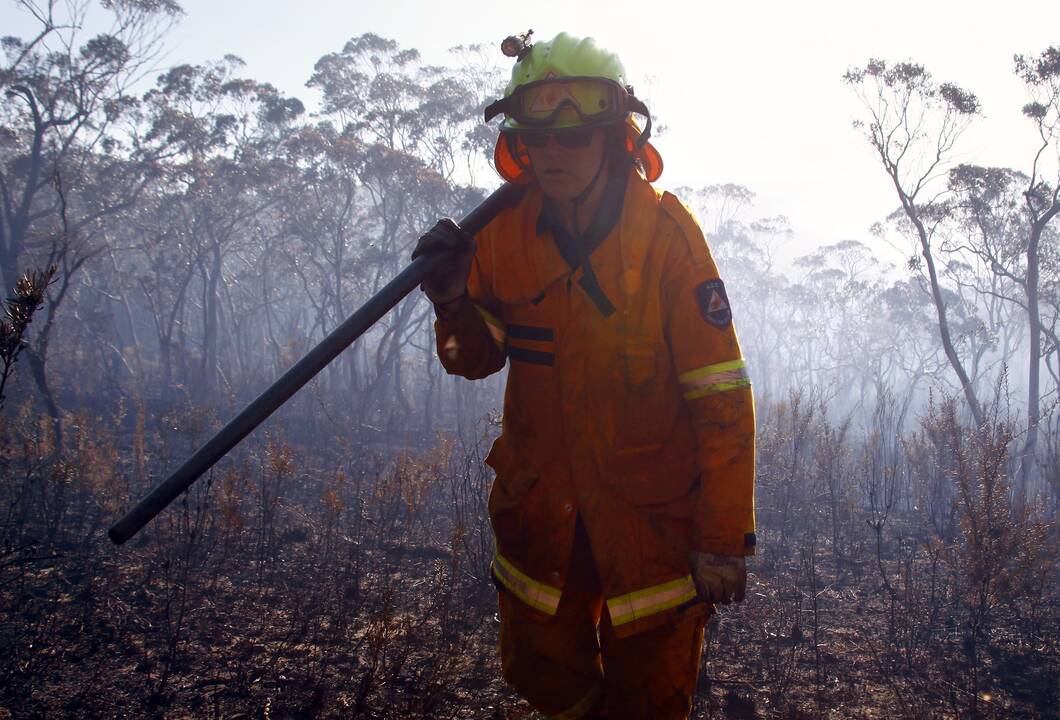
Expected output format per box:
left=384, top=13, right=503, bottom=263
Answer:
left=524, top=128, right=607, bottom=203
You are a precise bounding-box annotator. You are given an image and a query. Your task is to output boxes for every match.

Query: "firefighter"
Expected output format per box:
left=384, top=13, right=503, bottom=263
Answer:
left=413, top=31, right=756, bottom=720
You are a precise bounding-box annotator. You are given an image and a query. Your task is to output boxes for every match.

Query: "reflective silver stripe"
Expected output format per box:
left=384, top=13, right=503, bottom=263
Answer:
left=492, top=548, right=561, bottom=615
left=473, top=303, right=506, bottom=351
left=678, top=358, right=750, bottom=400
left=548, top=682, right=603, bottom=719
left=607, top=575, right=698, bottom=628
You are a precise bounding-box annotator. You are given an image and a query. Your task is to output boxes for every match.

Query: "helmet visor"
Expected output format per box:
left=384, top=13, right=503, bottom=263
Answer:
left=506, top=77, right=627, bottom=128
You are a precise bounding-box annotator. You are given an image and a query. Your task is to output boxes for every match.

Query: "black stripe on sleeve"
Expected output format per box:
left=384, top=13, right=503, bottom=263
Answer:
left=506, top=324, right=554, bottom=342
left=507, top=346, right=555, bottom=366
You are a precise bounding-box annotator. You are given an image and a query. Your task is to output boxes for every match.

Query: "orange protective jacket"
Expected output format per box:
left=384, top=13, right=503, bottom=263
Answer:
left=434, top=170, right=756, bottom=637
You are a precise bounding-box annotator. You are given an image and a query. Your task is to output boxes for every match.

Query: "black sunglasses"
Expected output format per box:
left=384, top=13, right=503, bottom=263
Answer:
left=517, top=127, right=596, bottom=149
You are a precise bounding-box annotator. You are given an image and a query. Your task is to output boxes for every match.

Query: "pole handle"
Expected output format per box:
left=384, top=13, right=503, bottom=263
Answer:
left=109, top=182, right=526, bottom=545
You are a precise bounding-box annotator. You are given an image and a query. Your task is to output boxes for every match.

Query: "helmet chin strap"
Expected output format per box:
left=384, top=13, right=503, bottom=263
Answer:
left=548, top=136, right=632, bottom=318
left=568, top=143, right=611, bottom=237
left=627, top=97, right=653, bottom=149
left=566, top=106, right=650, bottom=232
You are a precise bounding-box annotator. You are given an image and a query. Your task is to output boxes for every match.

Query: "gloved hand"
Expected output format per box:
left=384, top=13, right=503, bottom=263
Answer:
left=411, top=218, right=475, bottom=306
left=689, top=552, right=747, bottom=605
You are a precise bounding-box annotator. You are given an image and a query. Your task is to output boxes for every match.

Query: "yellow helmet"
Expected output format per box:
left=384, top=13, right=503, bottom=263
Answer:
left=484, top=31, right=662, bottom=183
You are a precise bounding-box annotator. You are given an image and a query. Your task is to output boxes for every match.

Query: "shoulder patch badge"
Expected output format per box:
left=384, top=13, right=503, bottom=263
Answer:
left=694, top=280, right=732, bottom=328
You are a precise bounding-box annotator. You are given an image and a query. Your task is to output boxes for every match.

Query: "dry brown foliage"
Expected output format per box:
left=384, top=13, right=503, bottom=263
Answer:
left=0, top=392, right=1056, bottom=719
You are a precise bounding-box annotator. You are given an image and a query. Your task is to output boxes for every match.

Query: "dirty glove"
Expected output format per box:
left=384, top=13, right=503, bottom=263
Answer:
left=689, top=552, right=747, bottom=605
left=411, top=218, right=475, bottom=306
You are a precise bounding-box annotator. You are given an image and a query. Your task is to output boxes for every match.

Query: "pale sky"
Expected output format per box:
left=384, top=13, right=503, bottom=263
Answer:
left=5, top=0, right=1059, bottom=255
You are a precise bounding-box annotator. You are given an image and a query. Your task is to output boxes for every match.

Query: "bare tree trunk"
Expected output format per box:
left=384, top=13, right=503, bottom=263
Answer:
left=201, top=243, right=222, bottom=397
left=24, top=347, right=61, bottom=449
left=900, top=194, right=985, bottom=428
left=1019, top=215, right=1055, bottom=499
left=22, top=242, right=87, bottom=449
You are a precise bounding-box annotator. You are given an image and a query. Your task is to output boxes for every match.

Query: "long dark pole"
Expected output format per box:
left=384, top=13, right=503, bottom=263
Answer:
left=109, top=183, right=526, bottom=545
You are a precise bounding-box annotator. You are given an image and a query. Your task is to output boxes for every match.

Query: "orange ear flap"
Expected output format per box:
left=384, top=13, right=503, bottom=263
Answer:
left=493, top=133, right=535, bottom=184
left=624, top=119, right=663, bottom=182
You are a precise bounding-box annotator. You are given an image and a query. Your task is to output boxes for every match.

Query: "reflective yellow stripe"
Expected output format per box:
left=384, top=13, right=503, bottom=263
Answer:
left=473, top=303, right=506, bottom=351
left=678, top=358, right=751, bottom=400
left=606, top=575, right=698, bottom=628
left=548, top=682, right=603, bottom=719
left=492, top=548, right=561, bottom=615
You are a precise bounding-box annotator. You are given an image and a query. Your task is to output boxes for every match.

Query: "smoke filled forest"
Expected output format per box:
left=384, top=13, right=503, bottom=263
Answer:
left=0, top=1, right=1057, bottom=718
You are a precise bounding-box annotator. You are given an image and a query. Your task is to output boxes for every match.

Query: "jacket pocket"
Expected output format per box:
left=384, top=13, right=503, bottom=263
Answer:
left=618, top=338, right=668, bottom=448
left=607, top=444, right=698, bottom=508
left=622, top=338, right=658, bottom=393
left=486, top=437, right=538, bottom=556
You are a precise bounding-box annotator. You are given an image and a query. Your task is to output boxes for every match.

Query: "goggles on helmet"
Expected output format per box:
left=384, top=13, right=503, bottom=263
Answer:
left=485, top=77, right=644, bottom=131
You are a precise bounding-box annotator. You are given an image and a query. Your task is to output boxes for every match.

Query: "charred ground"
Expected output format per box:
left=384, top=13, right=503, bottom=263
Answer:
left=0, top=393, right=1055, bottom=719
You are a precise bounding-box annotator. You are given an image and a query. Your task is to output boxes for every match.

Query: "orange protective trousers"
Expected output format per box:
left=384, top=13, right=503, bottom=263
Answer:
left=499, top=520, right=710, bottom=719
